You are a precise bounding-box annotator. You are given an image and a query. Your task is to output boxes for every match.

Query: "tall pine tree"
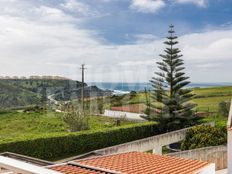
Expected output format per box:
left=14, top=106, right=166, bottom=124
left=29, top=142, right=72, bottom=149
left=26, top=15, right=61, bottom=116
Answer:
left=147, top=25, right=197, bottom=132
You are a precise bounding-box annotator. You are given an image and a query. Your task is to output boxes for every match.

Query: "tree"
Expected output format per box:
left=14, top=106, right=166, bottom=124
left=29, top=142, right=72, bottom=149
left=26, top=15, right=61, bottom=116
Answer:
left=145, top=25, right=197, bottom=132
left=218, top=101, right=231, bottom=117
left=63, top=103, right=89, bottom=132
left=40, top=84, right=47, bottom=112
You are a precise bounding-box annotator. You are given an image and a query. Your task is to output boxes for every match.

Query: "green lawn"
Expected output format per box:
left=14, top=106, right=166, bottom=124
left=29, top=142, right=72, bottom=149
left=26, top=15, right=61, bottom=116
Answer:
left=193, top=96, right=232, bottom=112
left=122, top=86, right=232, bottom=113
left=192, top=86, right=232, bottom=97
left=0, top=111, right=135, bottom=140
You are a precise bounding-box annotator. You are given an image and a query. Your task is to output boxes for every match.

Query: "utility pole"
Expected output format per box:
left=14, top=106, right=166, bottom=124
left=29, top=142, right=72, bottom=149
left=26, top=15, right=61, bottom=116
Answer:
left=80, top=64, right=86, bottom=112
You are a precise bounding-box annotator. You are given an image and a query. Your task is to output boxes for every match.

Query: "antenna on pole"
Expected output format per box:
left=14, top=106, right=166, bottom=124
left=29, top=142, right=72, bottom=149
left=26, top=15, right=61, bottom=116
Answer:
left=80, top=64, right=86, bottom=112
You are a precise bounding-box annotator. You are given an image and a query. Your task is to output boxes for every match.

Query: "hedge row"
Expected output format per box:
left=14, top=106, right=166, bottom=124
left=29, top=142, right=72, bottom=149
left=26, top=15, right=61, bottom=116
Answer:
left=0, top=122, right=158, bottom=160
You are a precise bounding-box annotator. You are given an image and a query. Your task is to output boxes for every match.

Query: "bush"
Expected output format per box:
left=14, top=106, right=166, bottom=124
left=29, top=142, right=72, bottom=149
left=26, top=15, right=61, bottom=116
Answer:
left=63, top=111, right=89, bottom=132
left=181, top=125, right=227, bottom=150
left=218, top=101, right=231, bottom=117
left=0, top=122, right=158, bottom=160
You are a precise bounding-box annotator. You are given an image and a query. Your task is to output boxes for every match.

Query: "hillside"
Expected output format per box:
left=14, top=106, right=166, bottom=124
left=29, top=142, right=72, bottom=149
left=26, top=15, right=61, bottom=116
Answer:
left=0, top=82, right=40, bottom=109
left=0, top=78, right=111, bottom=108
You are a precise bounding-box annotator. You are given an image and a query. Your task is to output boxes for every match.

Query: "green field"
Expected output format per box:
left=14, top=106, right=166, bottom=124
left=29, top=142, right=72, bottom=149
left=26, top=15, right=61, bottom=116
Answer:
left=193, top=86, right=232, bottom=97
left=114, top=86, right=232, bottom=112
left=193, top=96, right=231, bottom=112
left=1, top=86, right=232, bottom=141
left=0, top=111, right=134, bottom=140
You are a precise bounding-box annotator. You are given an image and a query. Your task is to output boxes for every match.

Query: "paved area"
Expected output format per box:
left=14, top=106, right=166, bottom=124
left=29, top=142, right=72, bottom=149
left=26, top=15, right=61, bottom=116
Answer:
left=216, top=169, right=227, bottom=174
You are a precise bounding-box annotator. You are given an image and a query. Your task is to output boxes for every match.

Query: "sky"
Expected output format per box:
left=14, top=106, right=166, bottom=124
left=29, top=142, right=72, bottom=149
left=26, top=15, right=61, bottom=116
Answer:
left=0, top=0, right=232, bottom=82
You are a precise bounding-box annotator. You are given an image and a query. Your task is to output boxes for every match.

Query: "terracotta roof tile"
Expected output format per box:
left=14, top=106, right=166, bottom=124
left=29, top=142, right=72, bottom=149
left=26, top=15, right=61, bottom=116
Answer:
left=76, top=152, right=210, bottom=174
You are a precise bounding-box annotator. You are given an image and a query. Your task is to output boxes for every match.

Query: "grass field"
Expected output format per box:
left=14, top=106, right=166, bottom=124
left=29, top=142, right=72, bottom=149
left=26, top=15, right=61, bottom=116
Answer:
left=114, top=86, right=232, bottom=112
left=0, top=111, right=135, bottom=139
left=193, top=96, right=231, bottom=112
left=193, top=86, right=232, bottom=97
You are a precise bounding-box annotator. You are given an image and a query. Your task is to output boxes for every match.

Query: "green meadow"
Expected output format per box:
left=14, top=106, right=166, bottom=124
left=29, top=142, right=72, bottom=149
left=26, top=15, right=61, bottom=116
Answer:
left=0, top=111, right=134, bottom=140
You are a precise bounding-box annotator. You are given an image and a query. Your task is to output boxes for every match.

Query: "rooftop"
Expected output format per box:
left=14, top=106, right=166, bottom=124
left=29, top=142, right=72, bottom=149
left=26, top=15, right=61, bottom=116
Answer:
left=51, top=152, right=210, bottom=174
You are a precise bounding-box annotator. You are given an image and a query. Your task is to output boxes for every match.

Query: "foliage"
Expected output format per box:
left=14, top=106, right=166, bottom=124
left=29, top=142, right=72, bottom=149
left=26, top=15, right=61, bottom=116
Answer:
left=145, top=25, right=197, bottom=132
left=0, top=111, right=136, bottom=140
left=0, top=79, right=109, bottom=108
left=218, top=100, right=231, bottom=117
left=181, top=125, right=227, bottom=150
left=23, top=105, right=43, bottom=112
left=129, top=91, right=137, bottom=99
left=63, top=104, right=89, bottom=132
left=0, top=122, right=158, bottom=160
left=193, top=96, right=232, bottom=112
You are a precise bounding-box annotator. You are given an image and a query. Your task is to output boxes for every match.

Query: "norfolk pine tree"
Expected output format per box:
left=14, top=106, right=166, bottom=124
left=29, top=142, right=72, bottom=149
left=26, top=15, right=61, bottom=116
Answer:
left=146, top=25, right=198, bottom=132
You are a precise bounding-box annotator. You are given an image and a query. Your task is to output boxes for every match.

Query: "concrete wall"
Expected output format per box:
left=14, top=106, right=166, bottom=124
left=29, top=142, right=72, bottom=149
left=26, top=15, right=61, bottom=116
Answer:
left=228, top=130, right=232, bottom=173
left=228, top=100, right=232, bottom=173
left=167, top=146, right=227, bottom=170
left=95, top=126, right=193, bottom=155
left=196, top=164, right=215, bottom=174
left=103, top=110, right=145, bottom=121
left=94, top=122, right=215, bottom=156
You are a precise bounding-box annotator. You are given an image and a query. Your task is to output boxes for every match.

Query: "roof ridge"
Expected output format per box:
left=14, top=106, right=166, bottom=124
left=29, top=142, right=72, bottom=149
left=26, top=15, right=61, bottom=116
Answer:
left=76, top=151, right=138, bottom=162
left=68, top=161, right=125, bottom=174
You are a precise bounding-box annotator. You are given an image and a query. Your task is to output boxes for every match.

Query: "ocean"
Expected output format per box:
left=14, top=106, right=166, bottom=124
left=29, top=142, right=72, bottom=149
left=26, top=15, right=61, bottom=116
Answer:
left=88, top=82, right=232, bottom=94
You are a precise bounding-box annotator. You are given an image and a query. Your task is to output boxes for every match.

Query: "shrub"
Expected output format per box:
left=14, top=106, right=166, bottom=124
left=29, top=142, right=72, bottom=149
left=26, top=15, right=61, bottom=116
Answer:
left=63, top=112, right=89, bottom=132
left=63, top=104, right=89, bottom=132
left=218, top=101, right=231, bottom=117
left=181, top=125, right=227, bottom=150
left=0, top=122, right=158, bottom=160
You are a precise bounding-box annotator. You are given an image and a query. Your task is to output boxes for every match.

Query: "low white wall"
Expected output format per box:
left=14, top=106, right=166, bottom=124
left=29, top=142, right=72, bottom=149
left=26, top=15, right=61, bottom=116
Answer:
left=227, top=100, right=232, bottom=174
left=167, top=146, right=227, bottom=170
left=228, top=130, right=232, bottom=173
left=104, top=110, right=146, bottom=121
left=195, top=164, right=215, bottom=174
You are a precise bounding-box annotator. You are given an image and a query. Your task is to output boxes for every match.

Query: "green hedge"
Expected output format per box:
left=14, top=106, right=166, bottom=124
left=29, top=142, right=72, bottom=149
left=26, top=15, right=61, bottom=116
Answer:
left=0, top=122, right=158, bottom=160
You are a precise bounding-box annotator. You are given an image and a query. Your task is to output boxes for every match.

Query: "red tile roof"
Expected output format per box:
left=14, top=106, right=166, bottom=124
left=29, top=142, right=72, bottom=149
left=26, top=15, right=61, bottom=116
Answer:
left=51, top=152, right=210, bottom=174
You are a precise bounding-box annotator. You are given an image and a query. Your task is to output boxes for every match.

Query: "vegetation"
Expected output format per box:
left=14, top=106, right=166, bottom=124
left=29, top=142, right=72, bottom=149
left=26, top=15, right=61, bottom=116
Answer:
left=0, top=111, right=135, bottom=139
left=145, top=25, right=197, bottom=132
left=181, top=125, right=227, bottom=150
left=0, top=79, right=110, bottom=108
left=218, top=101, right=231, bottom=117
left=63, top=104, right=89, bottom=132
left=0, top=122, right=158, bottom=160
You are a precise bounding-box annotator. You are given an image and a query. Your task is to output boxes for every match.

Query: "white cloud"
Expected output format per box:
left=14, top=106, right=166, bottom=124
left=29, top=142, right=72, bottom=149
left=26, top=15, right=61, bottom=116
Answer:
left=195, top=63, right=222, bottom=68
left=175, top=0, right=207, bottom=7
left=60, top=0, right=98, bottom=17
left=0, top=1, right=231, bottom=82
left=130, top=0, right=166, bottom=13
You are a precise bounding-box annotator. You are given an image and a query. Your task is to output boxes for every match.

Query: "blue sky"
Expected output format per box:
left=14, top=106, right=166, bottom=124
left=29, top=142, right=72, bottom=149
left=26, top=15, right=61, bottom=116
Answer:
left=78, top=0, right=232, bottom=44
left=0, top=0, right=231, bottom=82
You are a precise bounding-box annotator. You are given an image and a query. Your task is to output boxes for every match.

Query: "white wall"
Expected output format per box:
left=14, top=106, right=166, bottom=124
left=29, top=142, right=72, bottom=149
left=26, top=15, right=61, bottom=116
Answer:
left=228, top=100, right=232, bottom=174
left=104, top=110, right=146, bottom=121
left=194, top=163, right=215, bottom=174
left=228, top=130, right=232, bottom=174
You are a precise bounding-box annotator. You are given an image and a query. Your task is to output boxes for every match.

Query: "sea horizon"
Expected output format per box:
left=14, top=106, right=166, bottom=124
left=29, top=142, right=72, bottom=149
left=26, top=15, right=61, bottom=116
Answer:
left=88, top=82, right=232, bottom=94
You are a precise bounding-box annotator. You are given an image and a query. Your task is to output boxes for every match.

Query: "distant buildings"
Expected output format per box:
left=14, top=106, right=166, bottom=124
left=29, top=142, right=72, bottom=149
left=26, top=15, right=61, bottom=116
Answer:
left=0, top=75, right=70, bottom=80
